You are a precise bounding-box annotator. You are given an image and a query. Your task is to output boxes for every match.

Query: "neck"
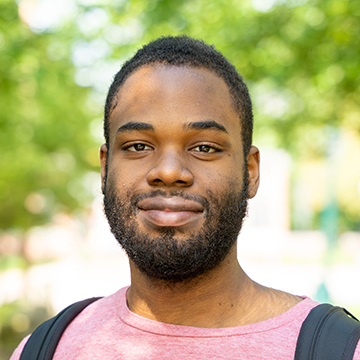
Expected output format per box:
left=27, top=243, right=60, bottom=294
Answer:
left=126, top=247, right=277, bottom=328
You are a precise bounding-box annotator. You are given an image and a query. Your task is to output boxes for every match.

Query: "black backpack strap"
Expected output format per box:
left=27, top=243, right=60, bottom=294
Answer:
left=295, top=303, right=360, bottom=360
left=20, top=297, right=102, bottom=360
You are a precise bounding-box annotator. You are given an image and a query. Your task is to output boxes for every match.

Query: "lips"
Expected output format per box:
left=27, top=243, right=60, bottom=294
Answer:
left=137, top=197, right=204, bottom=227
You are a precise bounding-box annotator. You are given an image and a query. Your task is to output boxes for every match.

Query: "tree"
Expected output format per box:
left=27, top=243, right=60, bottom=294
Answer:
left=0, top=0, right=98, bottom=229
left=1, top=0, right=359, bottom=231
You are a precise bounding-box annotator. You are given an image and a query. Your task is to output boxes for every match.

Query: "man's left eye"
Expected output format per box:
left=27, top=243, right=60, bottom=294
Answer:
left=193, top=145, right=218, bottom=153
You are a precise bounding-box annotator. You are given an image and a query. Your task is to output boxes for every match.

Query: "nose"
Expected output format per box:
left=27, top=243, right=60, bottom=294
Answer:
left=146, top=150, right=194, bottom=187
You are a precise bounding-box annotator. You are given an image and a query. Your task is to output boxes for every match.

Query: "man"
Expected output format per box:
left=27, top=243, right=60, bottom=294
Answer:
left=11, top=36, right=360, bottom=359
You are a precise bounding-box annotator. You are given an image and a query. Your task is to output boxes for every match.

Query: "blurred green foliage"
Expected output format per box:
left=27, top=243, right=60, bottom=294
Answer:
left=0, top=1, right=97, bottom=230
left=0, top=301, right=49, bottom=358
left=0, top=0, right=359, bottom=230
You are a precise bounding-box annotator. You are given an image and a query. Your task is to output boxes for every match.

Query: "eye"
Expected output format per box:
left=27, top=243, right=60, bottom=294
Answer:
left=192, top=145, right=219, bottom=153
left=125, top=143, right=152, bottom=152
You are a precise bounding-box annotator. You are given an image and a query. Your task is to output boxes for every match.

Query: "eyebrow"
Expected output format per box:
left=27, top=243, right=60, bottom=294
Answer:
left=116, top=120, right=228, bottom=135
left=116, top=122, right=155, bottom=134
left=183, top=120, right=228, bottom=134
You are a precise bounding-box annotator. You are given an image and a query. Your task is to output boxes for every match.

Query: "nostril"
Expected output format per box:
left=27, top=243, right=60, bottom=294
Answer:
left=149, top=178, right=189, bottom=186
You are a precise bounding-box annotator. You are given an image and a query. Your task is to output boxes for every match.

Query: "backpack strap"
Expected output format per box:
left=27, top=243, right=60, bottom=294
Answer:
left=20, top=297, right=102, bottom=360
left=295, top=303, right=360, bottom=360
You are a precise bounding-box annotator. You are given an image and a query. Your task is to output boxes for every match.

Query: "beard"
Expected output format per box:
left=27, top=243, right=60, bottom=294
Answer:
left=103, top=169, right=249, bottom=284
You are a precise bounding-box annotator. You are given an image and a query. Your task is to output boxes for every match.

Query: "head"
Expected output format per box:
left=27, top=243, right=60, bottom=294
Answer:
left=104, top=35, right=254, bottom=159
left=101, top=36, right=259, bottom=284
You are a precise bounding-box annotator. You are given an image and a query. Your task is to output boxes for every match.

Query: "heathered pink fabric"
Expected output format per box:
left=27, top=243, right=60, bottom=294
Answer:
left=10, top=287, right=360, bottom=360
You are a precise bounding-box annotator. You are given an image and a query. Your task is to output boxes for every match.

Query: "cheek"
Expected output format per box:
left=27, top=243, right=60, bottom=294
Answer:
left=106, top=165, right=149, bottom=206
left=107, top=158, right=141, bottom=185
left=196, top=160, right=244, bottom=189
left=105, top=165, right=128, bottom=194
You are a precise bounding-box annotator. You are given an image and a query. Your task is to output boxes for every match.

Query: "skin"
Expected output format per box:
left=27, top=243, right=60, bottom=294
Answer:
left=100, top=65, right=301, bottom=328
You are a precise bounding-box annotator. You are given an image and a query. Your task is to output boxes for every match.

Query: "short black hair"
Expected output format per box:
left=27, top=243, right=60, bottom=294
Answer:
left=104, top=35, right=253, bottom=156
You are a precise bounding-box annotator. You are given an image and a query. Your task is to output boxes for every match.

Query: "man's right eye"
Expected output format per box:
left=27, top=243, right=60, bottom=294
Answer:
left=124, top=143, right=152, bottom=152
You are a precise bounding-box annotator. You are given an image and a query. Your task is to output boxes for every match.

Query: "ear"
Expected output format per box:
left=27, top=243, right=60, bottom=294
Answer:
left=246, top=146, right=260, bottom=199
left=100, top=144, right=108, bottom=189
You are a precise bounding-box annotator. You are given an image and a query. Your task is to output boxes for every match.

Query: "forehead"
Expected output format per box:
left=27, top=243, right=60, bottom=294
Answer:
left=108, top=65, right=240, bottom=137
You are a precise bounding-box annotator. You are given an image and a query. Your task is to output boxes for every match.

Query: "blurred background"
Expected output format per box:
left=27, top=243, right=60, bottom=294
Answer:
left=1, top=0, right=360, bottom=357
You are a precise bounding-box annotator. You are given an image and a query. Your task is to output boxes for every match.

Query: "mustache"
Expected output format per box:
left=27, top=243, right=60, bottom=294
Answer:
left=129, top=189, right=210, bottom=212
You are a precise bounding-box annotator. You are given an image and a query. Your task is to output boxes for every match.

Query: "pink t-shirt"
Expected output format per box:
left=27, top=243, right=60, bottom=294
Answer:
left=10, top=287, right=360, bottom=359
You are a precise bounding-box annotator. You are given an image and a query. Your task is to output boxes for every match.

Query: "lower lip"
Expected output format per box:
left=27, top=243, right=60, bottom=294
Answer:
left=138, top=209, right=203, bottom=227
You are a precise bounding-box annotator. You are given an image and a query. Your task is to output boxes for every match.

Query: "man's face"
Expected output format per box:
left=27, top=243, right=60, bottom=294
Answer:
left=100, top=65, right=259, bottom=282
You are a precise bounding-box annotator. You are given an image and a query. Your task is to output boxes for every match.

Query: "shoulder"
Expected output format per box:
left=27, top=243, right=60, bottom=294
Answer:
left=9, top=287, right=128, bottom=360
left=58, top=288, right=126, bottom=339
